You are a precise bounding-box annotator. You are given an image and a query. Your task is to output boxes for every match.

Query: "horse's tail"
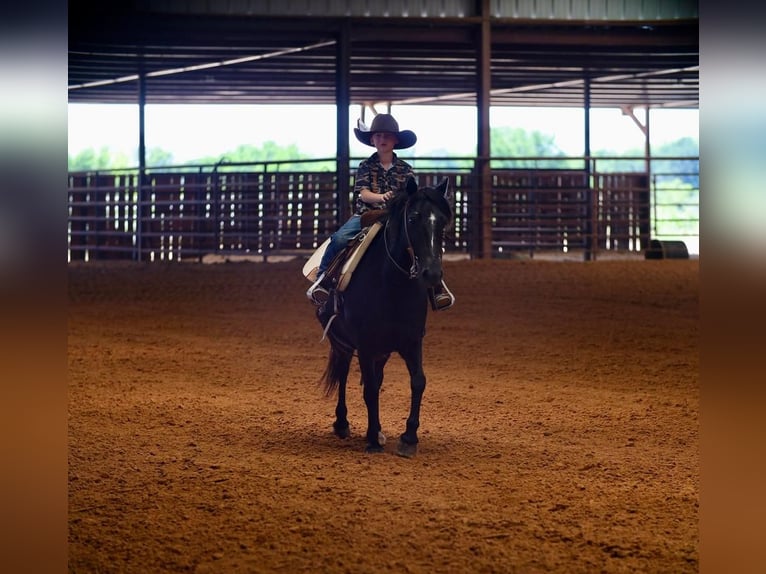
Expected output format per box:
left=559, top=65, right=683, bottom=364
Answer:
left=318, top=344, right=352, bottom=397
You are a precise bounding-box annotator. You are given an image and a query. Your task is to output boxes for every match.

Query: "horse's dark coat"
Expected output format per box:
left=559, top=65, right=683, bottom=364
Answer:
left=317, top=177, right=452, bottom=456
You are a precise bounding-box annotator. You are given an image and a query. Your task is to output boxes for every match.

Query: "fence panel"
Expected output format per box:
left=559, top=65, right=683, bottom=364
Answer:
left=594, top=172, right=650, bottom=253
left=490, top=169, right=590, bottom=255
left=67, top=158, right=698, bottom=262
left=68, top=172, right=138, bottom=260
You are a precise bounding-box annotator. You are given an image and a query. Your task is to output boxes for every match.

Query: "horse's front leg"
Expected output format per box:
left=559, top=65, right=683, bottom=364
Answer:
left=359, top=352, right=388, bottom=453
left=333, top=353, right=352, bottom=439
left=397, top=342, right=426, bottom=458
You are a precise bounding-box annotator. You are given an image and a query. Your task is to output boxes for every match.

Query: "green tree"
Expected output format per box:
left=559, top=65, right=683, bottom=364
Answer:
left=415, top=148, right=474, bottom=170
left=651, top=137, right=699, bottom=186
left=146, top=147, right=175, bottom=167
left=653, top=178, right=699, bottom=236
left=594, top=136, right=699, bottom=175
left=190, top=141, right=329, bottom=171
left=489, top=127, right=570, bottom=168
left=68, top=146, right=131, bottom=171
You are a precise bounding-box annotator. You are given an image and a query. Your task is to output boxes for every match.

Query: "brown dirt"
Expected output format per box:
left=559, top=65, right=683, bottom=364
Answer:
left=68, top=257, right=699, bottom=573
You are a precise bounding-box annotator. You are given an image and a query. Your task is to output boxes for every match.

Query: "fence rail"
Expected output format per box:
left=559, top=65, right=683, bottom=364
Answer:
left=67, top=156, right=699, bottom=262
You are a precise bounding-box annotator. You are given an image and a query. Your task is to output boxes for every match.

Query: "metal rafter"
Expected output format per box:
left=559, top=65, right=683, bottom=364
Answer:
left=68, top=9, right=698, bottom=109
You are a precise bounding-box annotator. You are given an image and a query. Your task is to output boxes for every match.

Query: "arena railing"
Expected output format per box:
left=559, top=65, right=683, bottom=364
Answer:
left=67, top=155, right=699, bottom=262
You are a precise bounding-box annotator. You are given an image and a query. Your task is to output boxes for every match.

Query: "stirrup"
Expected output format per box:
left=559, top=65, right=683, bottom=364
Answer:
left=433, top=293, right=454, bottom=311
left=306, top=272, right=329, bottom=305
left=431, top=281, right=455, bottom=311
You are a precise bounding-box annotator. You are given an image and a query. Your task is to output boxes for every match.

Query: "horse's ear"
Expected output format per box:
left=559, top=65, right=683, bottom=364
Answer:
left=425, top=177, right=453, bottom=221
left=406, top=176, right=418, bottom=197
left=438, top=177, right=450, bottom=200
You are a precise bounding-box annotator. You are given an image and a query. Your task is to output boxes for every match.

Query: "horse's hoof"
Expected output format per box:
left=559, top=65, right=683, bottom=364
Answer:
left=333, top=425, right=350, bottom=439
left=365, top=444, right=385, bottom=454
left=396, top=440, right=418, bottom=458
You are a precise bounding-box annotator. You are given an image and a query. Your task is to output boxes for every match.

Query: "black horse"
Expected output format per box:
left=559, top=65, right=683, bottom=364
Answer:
left=316, top=176, right=453, bottom=457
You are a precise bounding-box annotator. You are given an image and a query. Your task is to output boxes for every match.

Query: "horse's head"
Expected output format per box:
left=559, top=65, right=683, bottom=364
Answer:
left=386, top=177, right=453, bottom=288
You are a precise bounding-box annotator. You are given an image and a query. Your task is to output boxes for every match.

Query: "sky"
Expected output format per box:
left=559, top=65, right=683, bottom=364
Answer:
left=67, top=104, right=699, bottom=164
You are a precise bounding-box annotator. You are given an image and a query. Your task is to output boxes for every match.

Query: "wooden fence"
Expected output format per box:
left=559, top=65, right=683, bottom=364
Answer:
left=68, top=159, right=696, bottom=262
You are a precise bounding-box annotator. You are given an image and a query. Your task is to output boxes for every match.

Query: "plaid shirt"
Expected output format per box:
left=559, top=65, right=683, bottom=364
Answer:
left=353, top=152, right=414, bottom=215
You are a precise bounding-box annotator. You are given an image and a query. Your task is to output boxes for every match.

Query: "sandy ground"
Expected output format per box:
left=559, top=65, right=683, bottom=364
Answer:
left=68, top=257, right=698, bottom=573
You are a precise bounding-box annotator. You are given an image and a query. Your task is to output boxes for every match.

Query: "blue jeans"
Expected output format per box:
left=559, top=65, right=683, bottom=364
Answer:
left=318, top=215, right=362, bottom=275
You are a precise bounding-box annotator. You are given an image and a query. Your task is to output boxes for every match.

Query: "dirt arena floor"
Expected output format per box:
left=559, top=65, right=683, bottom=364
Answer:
left=68, top=256, right=699, bottom=573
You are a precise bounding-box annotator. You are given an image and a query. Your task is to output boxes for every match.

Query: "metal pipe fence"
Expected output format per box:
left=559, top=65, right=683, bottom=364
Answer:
left=67, top=156, right=699, bottom=262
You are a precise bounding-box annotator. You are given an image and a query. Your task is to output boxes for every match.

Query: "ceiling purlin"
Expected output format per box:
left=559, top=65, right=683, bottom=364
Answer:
left=68, top=12, right=698, bottom=109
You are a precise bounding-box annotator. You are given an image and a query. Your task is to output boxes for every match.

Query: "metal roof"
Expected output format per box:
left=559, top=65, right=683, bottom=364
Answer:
left=68, top=3, right=698, bottom=109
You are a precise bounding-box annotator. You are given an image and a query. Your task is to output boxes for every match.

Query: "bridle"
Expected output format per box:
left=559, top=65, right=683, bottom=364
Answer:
left=383, top=196, right=438, bottom=279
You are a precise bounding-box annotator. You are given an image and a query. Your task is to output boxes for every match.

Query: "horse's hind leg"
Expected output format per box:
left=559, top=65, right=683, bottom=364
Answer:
left=333, top=352, right=352, bottom=439
left=334, top=380, right=350, bottom=439
left=397, top=343, right=426, bottom=458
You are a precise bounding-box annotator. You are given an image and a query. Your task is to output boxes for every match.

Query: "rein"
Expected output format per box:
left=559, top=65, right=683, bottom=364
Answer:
left=384, top=199, right=419, bottom=278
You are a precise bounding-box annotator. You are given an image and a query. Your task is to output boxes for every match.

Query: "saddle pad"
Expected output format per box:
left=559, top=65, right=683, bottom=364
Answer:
left=337, top=222, right=383, bottom=292
left=302, top=237, right=331, bottom=282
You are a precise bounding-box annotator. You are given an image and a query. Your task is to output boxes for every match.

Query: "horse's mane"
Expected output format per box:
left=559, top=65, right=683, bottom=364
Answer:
left=386, top=188, right=408, bottom=215
left=358, top=187, right=408, bottom=228
left=387, top=179, right=453, bottom=229
left=358, top=178, right=453, bottom=236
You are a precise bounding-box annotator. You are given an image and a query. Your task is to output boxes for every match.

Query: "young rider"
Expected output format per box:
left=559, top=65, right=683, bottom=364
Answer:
left=307, top=113, right=454, bottom=310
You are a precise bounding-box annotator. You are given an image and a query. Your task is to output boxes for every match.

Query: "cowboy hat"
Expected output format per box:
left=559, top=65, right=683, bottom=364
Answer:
left=354, top=114, right=417, bottom=149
